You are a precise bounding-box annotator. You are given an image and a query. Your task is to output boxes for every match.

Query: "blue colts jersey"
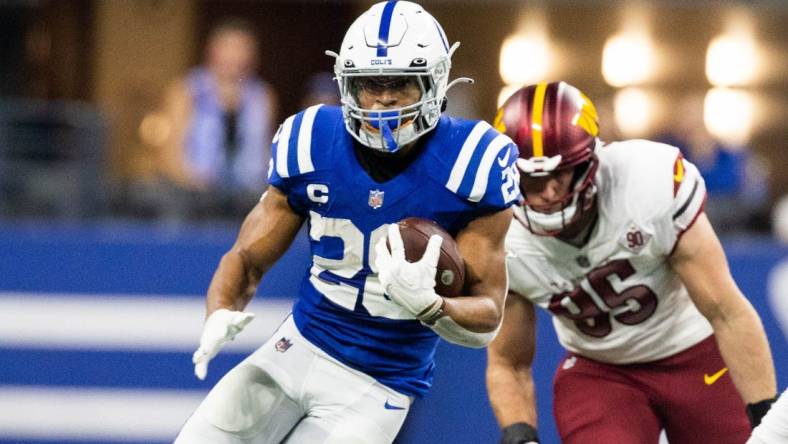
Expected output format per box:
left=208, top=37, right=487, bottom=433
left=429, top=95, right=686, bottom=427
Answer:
left=268, top=105, right=520, bottom=397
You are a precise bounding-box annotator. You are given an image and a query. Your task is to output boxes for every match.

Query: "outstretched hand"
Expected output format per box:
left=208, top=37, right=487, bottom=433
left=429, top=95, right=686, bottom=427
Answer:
left=192, top=309, right=255, bottom=380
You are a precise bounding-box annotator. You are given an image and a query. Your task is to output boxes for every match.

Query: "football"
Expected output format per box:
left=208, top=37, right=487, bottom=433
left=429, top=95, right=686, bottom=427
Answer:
left=390, top=217, right=466, bottom=297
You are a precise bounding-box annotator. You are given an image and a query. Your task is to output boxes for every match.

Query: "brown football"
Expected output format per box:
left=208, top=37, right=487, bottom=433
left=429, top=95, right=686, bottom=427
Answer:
left=389, top=217, right=466, bottom=297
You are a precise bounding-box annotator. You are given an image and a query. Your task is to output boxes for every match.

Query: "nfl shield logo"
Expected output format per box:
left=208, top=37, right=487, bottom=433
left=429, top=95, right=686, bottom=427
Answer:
left=368, top=189, right=384, bottom=209
left=274, top=337, right=292, bottom=353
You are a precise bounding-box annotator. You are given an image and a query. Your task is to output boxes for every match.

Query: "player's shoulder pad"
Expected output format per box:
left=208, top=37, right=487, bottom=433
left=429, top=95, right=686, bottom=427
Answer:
left=441, top=116, right=520, bottom=204
left=599, top=139, right=679, bottom=173
left=270, top=104, right=343, bottom=180
left=600, top=139, right=705, bottom=225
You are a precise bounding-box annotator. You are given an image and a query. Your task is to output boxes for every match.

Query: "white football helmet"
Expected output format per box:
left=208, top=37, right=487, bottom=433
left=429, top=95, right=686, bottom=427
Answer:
left=327, top=1, right=470, bottom=153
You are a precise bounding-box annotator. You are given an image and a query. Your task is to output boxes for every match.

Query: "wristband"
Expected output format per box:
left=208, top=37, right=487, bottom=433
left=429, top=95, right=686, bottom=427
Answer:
left=500, top=422, right=539, bottom=444
left=746, top=396, right=777, bottom=428
left=428, top=315, right=499, bottom=348
left=420, top=298, right=445, bottom=325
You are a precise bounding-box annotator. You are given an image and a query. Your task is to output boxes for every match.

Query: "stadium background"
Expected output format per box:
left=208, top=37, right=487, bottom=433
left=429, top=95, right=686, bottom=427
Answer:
left=1, top=0, right=787, bottom=443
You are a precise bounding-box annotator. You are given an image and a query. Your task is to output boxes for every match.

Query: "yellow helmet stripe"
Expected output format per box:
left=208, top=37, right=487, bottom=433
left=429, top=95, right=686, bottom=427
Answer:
left=577, top=92, right=600, bottom=137
left=531, top=82, right=548, bottom=157
left=493, top=107, right=506, bottom=133
left=674, top=157, right=684, bottom=182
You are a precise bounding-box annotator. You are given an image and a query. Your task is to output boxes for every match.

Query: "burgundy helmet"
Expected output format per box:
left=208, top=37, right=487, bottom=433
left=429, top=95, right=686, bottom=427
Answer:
left=494, top=81, right=601, bottom=235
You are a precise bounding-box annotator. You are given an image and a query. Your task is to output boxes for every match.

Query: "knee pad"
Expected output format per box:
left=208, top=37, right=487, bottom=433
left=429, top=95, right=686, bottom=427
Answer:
left=201, top=364, right=285, bottom=436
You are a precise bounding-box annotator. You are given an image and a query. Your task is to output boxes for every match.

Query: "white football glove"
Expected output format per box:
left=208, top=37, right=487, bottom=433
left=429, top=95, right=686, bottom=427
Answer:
left=375, top=224, right=444, bottom=323
left=192, top=308, right=255, bottom=380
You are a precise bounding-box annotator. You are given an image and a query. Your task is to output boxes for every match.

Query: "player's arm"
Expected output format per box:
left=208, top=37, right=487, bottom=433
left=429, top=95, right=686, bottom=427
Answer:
left=192, top=186, right=305, bottom=379
left=487, top=292, right=540, bottom=443
left=436, top=207, right=511, bottom=333
left=205, top=186, right=304, bottom=314
left=670, top=212, right=777, bottom=423
left=376, top=207, right=512, bottom=347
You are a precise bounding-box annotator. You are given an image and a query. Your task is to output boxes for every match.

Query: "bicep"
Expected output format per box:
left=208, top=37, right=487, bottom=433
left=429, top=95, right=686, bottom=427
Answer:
left=669, top=212, right=742, bottom=318
left=488, top=292, right=537, bottom=368
left=455, top=208, right=512, bottom=302
left=234, top=186, right=305, bottom=273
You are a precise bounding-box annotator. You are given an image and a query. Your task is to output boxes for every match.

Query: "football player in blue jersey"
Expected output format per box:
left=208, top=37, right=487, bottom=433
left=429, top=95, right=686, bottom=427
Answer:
left=175, top=1, right=521, bottom=443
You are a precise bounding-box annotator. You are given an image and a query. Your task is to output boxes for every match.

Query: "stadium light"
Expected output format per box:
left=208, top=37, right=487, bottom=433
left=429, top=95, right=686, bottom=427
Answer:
left=706, top=33, right=758, bottom=87
left=499, top=33, right=551, bottom=86
left=613, top=88, right=653, bottom=137
left=704, top=88, right=754, bottom=145
left=602, top=32, right=655, bottom=87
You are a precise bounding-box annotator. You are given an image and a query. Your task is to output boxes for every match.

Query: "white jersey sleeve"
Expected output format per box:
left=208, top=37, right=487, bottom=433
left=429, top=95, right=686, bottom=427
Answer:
left=601, top=140, right=707, bottom=257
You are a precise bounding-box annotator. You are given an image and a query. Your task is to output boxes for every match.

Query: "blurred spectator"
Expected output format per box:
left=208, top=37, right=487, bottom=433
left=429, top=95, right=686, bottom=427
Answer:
left=299, top=71, right=339, bottom=108
left=658, top=94, right=768, bottom=234
left=141, top=18, right=277, bottom=221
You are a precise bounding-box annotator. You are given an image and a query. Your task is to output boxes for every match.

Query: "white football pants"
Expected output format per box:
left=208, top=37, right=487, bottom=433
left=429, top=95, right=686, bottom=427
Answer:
left=174, top=316, right=412, bottom=444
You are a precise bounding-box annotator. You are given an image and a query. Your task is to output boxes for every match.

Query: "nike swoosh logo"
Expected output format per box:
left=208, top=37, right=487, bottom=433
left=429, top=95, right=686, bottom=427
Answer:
left=497, top=150, right=510, bottom=167
left=704, top=367, right=728, bottom=385
left=384, top=400, right=405, bottom=410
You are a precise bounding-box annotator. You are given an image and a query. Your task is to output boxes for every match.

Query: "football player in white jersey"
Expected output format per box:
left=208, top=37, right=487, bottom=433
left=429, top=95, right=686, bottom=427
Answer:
left=175, top=2, right=520, bottom=443
left=485, top=81, right=777, bottom=444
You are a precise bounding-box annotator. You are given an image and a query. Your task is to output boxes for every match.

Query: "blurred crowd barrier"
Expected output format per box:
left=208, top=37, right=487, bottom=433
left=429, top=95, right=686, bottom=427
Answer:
left=0, top=222, right=785, bottom=444
left=0, top=98, right=107, bottom=219
left=0, top=93, right=779, bottom=235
